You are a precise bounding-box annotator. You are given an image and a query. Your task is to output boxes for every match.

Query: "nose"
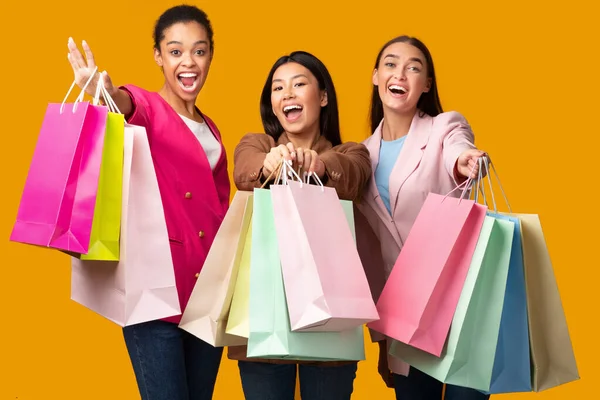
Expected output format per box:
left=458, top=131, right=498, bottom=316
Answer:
left=394, top=70, right=407, bottom=81
left=283, top=87, right=295, bottom=100
left=182, top=52, right=195, bottom=66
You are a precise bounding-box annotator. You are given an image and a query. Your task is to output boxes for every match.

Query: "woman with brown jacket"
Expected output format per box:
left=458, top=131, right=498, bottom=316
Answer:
left=230, top=50, right=372, bottom=400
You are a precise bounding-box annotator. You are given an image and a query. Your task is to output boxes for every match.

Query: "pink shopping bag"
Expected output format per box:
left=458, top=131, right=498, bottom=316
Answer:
left=70, top=124, right=181, bottom=326
left=270, top=175, right=379, bottom=332
left=367, top=188, right=487, bottom=356
left=10, top=76, right=108, bottom=254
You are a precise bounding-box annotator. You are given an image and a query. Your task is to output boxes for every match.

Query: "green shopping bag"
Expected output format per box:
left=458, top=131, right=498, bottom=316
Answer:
left=81, top=112, right=125, bottom=260
left=390, top=215, right=514, bottom=391
left=246, top=188, right=365, bottom=361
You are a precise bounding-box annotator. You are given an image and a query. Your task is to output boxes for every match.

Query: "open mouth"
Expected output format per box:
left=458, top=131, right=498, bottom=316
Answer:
left=283, top=104, right=303, bottom=121
left=178, top=72, right=199, bottom=92
left=388, top=85, right=407, bottom=96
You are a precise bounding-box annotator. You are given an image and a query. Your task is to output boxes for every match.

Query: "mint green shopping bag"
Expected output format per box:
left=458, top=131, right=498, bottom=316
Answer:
left=390, top=215, right=514, bottom=391
left=246, top=188, right=365, bottom=361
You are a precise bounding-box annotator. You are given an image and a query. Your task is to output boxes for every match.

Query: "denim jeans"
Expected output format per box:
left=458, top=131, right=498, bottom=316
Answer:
left=393, top=368, right=490, bottom=400
left=238, top=361, right=358, bottom=400
left=122, top=320, right=223, bottom=400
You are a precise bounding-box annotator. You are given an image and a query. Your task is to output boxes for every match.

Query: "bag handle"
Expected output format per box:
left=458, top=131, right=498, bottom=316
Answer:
left=60, top=66, right=98, bottom=114
left=473, top=155, right=512, bottom=213
left=441, top=158, right=481, bottom=203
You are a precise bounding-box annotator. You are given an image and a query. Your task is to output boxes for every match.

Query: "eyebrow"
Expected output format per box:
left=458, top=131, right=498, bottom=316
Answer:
left=272, top=74, right=308, bottom=83
left=384, top=54, right=424, bottom=65
left=166, top=40, right=208, bottom=46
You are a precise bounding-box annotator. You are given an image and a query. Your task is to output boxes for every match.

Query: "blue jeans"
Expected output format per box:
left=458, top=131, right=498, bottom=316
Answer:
left=122, top=320, right=223, bottom=400
left=393, top=368, right=490, bottom=400
left=238, top=361, right=358, bottom=400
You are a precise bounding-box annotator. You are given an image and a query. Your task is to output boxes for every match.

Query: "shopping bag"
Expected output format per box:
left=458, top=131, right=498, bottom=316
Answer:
left=390, top=215, right=514, bottom=391
left=478, top=157, right=579, bottom=391
left=515, top=213, right=579, bottom=391
left=367, top=181, right=488, bottom=357
left=11, top=72, right=108, bottom=254
left=225, top=219, right=252, bottom=339
left=79, top=107, right=125, bottom=260
left=179, top=190, right=252, bottom=347
left=483, top=213, right=532, bottom=393
left=70, top=123, right=180, bottom=326
left=270, top=164, right=378, bottom=332
left=247, top=187, right=365, bottom=361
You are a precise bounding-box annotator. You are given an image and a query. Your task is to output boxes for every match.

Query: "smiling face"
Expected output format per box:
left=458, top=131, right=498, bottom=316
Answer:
left=372, top=41, right=432, bottom=116
left=270, top=62, right=328, bottom=138
left=154, top=21, right=212, bottom=102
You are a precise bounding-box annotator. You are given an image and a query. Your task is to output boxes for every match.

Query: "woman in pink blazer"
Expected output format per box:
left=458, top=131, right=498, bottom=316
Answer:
left=357, top=35, right=489, bottom=400
left=66, top=5, right=228, bottom=400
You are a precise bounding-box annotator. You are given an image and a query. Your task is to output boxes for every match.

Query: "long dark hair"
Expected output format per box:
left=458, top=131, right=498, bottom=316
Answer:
left=260, top=51, right=342, bottom=146
left=369, top=35, right=443, bottom=133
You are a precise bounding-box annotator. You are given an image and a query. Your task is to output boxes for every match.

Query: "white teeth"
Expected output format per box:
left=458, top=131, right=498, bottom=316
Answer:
left=283, top=105, right=303, bottom=112
left=389, top=85, right=407, bottom=94
left=178, top=73, right=197, bottom=78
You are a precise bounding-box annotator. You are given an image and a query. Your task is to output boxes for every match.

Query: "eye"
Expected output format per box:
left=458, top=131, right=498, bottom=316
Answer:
left=170, top=50, right=181, bottom=56
left=294, top=82, right=306, bottom=87
left=272, top=85, right=282, bottom=91
left=408, top=66, right=421, bottom=72
left=385, top=62, right=395, bottom=68
left=195, top=49, right=205, bottom=56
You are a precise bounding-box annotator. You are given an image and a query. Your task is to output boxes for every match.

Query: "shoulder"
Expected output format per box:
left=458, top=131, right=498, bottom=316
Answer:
left=430, top=111, right=471, bottom=130
left=330, top=141, right=369, bottom=154
left=236, top=133, right=276, bottom=151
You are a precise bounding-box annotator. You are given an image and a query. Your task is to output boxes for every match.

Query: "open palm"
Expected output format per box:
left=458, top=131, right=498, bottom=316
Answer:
left=67, top=37, right=115, bottom=98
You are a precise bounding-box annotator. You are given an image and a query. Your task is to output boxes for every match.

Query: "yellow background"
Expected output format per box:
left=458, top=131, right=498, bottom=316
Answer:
left=0, top=0, right=595, bottom=398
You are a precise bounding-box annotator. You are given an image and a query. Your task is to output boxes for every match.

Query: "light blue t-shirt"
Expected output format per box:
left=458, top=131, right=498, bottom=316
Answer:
left=374, top=136, right=407, bottom=214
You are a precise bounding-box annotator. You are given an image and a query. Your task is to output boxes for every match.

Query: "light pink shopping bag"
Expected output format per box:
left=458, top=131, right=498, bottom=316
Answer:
left=367, top=191, right=487, bottom=356
left=10, top=99, right=107, bottom=254
left=70, top=124, right=181, bottom=326
left=270, top=179, right=379, bottom=332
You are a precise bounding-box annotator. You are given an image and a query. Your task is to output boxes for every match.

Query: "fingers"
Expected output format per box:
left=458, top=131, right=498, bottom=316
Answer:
left=308, top=151, right=318, bottom=173
left=82, top=40, right=96, bottom=70
left=295, top=147, right=304, bottom=169
left=68, top=37, right=87, bottom=69
left=286, top=142, right=296, bottom=157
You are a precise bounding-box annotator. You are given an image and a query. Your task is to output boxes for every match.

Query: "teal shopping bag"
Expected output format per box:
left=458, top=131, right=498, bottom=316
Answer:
left=246, top=188, right=365, bottom=361
left=390, top=215, right=514, bottom=391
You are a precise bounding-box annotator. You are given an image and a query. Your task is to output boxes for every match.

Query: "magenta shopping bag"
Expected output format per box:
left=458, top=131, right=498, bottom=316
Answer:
left=270, top=177, right=378, bottom=332
left=367, top=189, right=487, bottom=356
left=10, top=78, right=108, bottom=254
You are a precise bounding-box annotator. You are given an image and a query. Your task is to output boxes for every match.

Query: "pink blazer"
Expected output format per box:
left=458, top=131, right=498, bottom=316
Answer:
left=122, top=85, right=230, bottom=324
left=357, top=110, right=476, bottom=375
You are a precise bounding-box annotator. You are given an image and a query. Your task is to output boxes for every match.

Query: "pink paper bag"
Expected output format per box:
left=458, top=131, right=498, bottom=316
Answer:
left=367, top=192, right=487, bottom=356
left=10, top=100, right=107, bottom=254
left=270, top=180, right=379, bottom=332
left=70, top=124, right=181, bottom=326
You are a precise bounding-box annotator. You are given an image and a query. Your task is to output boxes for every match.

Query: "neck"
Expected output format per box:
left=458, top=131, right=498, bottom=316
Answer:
left=381, top=107, right=417, bottom=141
left=159, top=85, right=201, bottom=121
left=286, top=124, right=320, bottom=149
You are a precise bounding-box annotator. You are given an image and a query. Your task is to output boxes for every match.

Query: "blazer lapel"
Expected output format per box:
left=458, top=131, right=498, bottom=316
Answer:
left=363, top=127, right=402, bottom=245
left=388, top=112, right=432, bottom=216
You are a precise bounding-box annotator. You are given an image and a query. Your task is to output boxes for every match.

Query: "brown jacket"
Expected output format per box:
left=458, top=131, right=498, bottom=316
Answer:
left=228, top=132, right=373, bottom=366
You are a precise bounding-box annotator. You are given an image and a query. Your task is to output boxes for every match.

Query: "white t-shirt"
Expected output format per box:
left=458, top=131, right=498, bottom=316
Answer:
left=179, top=114, right=222, bottom=171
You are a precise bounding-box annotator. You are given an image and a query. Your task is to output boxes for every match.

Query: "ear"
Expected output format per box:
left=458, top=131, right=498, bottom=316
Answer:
left=424, top=77, right=432, bottom=93
left=154, top=47, right=163, bottom=67
left=320, top=90, right=328, bottom=107
left=372, top=69, right=379, bottom=86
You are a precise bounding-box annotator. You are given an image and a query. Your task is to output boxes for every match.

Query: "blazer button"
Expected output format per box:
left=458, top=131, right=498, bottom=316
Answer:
left=198, top=231, right=205, bottom=238
left=195, top=272, right=200, bottom=278
left=185, top=192, right=192, bottom=199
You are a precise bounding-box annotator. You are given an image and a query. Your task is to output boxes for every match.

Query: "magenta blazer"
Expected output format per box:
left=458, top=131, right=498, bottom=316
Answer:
left=121, top=84, right=230, bottom=324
